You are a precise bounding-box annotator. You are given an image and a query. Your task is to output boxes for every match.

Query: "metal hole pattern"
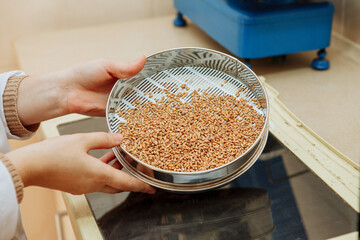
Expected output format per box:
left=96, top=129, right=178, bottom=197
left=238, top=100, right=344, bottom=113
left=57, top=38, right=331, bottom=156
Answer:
left=104, top=48, right=269, bottom=189
left=108, top=48, right=268, bottom=135
left=108, top=66, right=266, bottom=134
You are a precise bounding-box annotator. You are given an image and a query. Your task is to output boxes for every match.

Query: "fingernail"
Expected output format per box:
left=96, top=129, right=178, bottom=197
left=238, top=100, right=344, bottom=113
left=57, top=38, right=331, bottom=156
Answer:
left=113, top=134, right=123, bottom=143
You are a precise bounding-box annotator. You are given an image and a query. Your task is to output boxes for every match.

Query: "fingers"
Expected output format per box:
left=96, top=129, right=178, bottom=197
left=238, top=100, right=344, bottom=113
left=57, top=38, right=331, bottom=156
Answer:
left=103, top=165, right=156, bottom=194
left=78, top=132, right=156, bottom=194
left=101, top=185, right=122, bottom=194
left=111, top=160, right=123, bottom=170
left=99, top=150, right=115, bottom=163
left=81, top=132, right=123, bottom=150
left=99, top=151, right=123, bottom=169
left=104, top=56, right=146, bottom=79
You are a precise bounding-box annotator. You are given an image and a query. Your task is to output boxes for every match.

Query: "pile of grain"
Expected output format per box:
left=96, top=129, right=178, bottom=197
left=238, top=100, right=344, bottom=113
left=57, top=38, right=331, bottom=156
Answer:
left=118, top=89, right=264, bottom=172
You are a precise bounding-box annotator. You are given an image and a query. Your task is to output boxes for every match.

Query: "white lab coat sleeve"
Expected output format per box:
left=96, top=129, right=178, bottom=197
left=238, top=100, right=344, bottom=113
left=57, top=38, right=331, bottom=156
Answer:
left=0, top=71, right=27, bottom=239
left=0, top=160, right=21, bottom=240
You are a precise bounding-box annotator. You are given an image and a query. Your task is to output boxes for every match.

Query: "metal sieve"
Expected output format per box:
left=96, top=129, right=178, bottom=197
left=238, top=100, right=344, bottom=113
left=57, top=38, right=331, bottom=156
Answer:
left=106, top=47, right=269, bottom=192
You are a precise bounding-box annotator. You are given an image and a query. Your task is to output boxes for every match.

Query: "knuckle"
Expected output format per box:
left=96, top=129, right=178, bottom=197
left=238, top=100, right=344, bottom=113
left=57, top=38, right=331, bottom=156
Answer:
left=87, top=132, right=113, bottom=145
left=97, top=58, right=110, bottom=68
left=91, top=164, right=108, bottom=182
left=121, top=183, right=132, bottom=192
left=97, top=171, right=108, bottom=185
left=122, top=177, right=140, bottom=192
left=99, top=165, right=114, bottom=184
left=74, top=133, right=87, bottom=141
left=101, top=132, right=115, bottom=144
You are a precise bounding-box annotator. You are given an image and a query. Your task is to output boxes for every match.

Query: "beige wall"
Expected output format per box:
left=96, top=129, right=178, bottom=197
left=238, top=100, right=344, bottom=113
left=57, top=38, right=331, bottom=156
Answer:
left=0, top=0, right=175, bottom=70
left=1, top=0, right=359, bottom=70
left=332, top=0, right=360, bottom=45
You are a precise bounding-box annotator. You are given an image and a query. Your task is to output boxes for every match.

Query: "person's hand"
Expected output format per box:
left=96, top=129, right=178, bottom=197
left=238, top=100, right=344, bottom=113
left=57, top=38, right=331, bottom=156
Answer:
left=6, top=132, right=156, bottom=195
left=17, top=56, right=146, bottom=126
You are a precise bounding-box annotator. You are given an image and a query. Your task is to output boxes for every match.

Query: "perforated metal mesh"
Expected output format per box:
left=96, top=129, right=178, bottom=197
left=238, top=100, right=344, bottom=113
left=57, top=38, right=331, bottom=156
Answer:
left=105, top=48, right=269, bottom=190
left=109, top=66, right=266, bottom=133
left=107, top=48, right=267, bottom=137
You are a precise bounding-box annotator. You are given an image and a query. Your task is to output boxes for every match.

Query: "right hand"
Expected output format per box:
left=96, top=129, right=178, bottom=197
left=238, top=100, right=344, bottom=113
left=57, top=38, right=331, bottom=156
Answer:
left=6, top=132, right=156, bottom=195
left=17, top=57, right=146, bottom=126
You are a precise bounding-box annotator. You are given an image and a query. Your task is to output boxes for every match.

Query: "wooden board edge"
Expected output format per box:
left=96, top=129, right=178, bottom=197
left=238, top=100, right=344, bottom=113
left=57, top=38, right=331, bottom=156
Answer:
left=62, top=193, right=103, bottom=240
left=264, top=81, right=360, bottom=213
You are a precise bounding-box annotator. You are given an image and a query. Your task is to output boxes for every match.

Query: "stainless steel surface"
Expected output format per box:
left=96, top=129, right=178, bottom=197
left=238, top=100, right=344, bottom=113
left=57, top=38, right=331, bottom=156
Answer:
left=106, top=47, right=269, bottom=192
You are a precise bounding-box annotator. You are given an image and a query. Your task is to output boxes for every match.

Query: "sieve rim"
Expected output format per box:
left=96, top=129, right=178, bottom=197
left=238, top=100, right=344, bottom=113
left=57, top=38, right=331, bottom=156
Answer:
left=111, top=129, right=268, bottom=192
left=106, top=47, right=269, bottom=175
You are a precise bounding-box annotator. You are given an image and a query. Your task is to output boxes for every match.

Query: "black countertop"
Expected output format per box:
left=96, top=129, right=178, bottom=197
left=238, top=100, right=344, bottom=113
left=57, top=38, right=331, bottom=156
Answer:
left=57, top=117, right=358, bottom=240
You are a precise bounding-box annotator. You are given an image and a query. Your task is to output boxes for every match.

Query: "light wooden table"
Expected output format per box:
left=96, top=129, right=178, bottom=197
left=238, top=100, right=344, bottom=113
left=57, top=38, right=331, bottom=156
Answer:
left=14, top=16, right=359, bottom=240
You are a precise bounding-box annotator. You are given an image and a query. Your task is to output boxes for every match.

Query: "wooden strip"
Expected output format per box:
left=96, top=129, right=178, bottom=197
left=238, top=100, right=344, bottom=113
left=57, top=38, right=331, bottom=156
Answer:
left=39, top=114, right=90, bottom=140
left=62, top=193, right=103, bottom=240
left=40, top=115, right=103, bottom=240
left=264, top=81, right=360, bottom=212
left=271, top=102, right=358, bottom=192
left=327, top=231, right=359, bottom=240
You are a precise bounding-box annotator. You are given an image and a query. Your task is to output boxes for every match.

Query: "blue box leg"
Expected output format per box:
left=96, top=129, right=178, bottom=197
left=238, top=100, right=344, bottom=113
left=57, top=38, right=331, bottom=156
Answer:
left=312, top=49, right=330, bottom=70
left=174, top=12, right=187, bottom=27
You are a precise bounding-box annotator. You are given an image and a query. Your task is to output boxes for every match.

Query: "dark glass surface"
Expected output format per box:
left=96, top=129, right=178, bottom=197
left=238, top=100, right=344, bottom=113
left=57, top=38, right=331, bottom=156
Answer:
left=58, top=117, right=358, bottom=240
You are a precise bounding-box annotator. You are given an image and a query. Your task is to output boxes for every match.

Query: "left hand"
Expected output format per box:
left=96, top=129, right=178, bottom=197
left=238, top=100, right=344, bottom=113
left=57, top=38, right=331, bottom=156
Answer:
left=17, top=56, right=146, bottom=126
left=7, top=132, right=156, bottom=195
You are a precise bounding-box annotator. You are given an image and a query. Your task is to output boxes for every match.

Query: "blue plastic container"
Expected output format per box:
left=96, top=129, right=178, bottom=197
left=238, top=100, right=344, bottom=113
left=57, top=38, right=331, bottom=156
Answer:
left=174, top=0, right=334, bottom=59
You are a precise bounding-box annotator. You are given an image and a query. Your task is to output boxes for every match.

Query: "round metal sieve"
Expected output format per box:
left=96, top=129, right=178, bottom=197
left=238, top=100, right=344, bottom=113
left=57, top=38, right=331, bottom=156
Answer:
left=106, top=47, right=269, bottom=192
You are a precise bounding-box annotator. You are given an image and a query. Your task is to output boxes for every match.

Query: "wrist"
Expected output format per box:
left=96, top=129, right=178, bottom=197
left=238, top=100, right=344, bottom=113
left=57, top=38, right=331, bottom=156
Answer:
left=4, top=75, right=40, bottom=136
left=5, top=147, right=44, bottom=188
left=5, top=151, right=29, bottom=188
left=17, top=73, right=67, bottom=125
left=0, top=154, right=24, bottom=203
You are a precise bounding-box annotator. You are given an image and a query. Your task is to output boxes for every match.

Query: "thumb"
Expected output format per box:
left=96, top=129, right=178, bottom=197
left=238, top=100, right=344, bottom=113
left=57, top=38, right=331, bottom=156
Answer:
left=106, top=56, right=146, bottom=79
left=81, top=132, right=123, bottom=150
